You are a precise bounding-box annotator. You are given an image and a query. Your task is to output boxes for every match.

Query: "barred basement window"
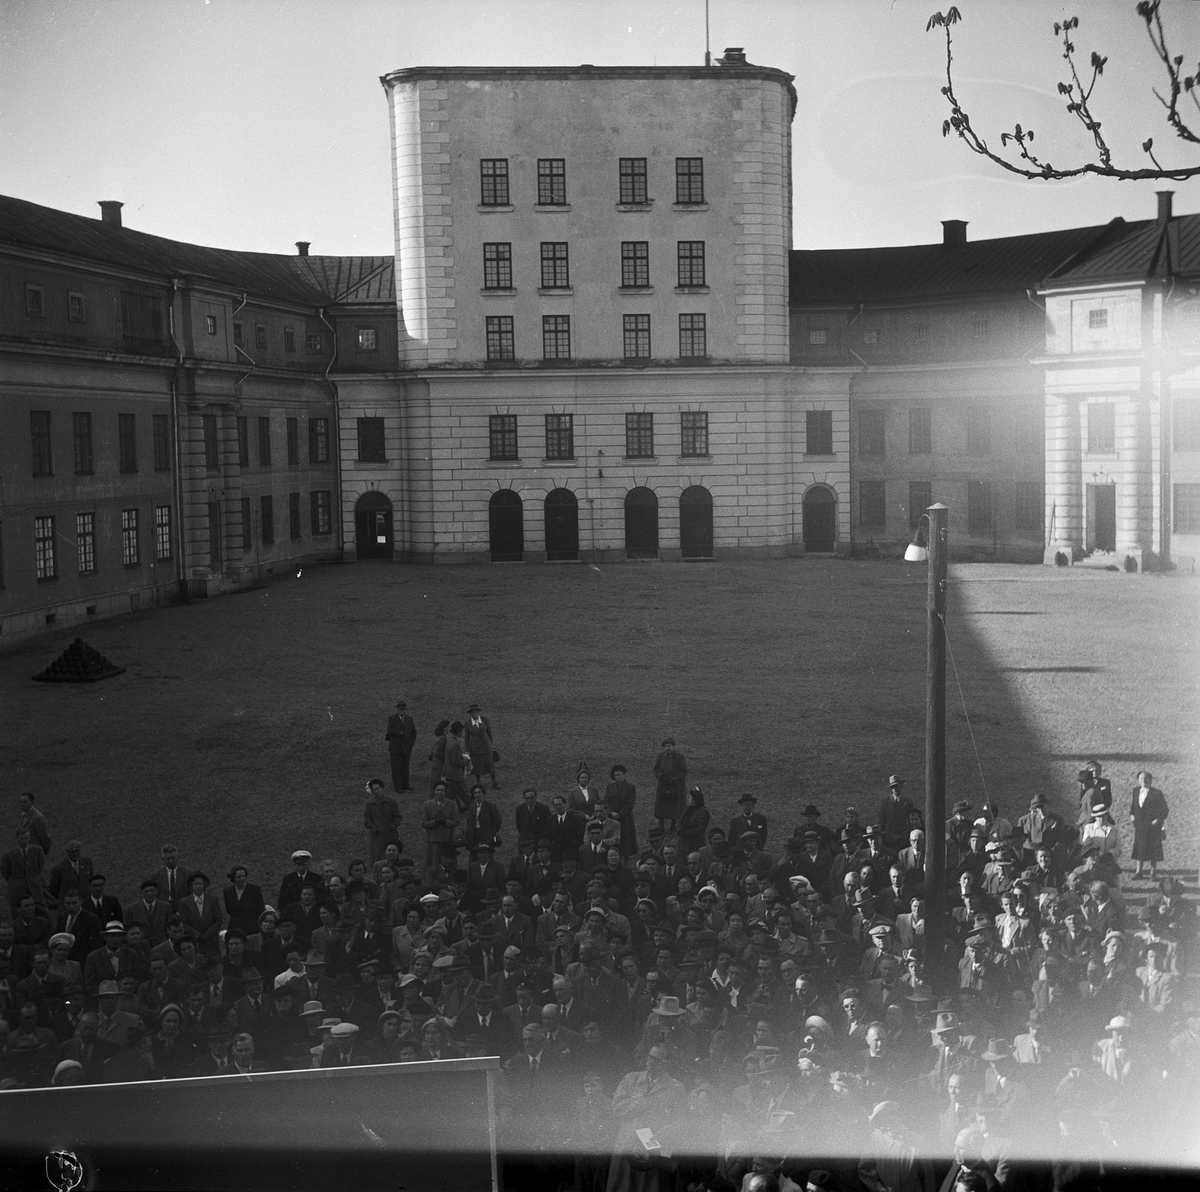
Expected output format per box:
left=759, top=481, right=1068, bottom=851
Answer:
left=619, top=158, right=648, bottom=204
left=153, top=414, right=171, bottom=471
left=679, top=313, right=706, bottom=357
left=121, top=508, right=139, bottom=566
left=626, top=413, right=654, bottom=458
left=543, top=315, right=571, bottom=360
left=311, top=490, right=332, bottom=535
left=806, top=410, right=834, bottom=456
left=287, top=417, right=299, bottom=465
left=540, top=243, right=569, bottom=289
left=621, top=242, right=649, bottom=288
left=681, top=411, right=708, bottom=457
left=73, top=413, right=94, bottom=476
left=155, top=504, right=172, bottom=560
left=260, top=495, right=275, bottom=546
left=484, top=243, right=513, bottom=289
left=623, top=314, right=651, bottom=359
left=537, top=158, right=566, bottom=205
left=35, top=516, right=56, bottom=579
left=76, top=513, right=96, bottom=574
left=545, top=414, right=574, bottom=460
left=118, top=413, right=137, bottom=474
left=480, top=159, right=509, bottom=206
left=677, top=241, right=705, bottom=287
left=675, top=158, right=704, bottom=204
left=486, top=316, right=515, bottom=361
left=489, top=415, right=518, bottom=461
left=308, top=417, right=330, bottom=464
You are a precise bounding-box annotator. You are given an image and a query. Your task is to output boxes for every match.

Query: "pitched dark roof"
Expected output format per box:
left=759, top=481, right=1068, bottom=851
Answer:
left=0, top=194, right=394, bottom=307
left=1043, top=213, right=1200, bottom=286
left=790, top=222, right=1125, bottom=306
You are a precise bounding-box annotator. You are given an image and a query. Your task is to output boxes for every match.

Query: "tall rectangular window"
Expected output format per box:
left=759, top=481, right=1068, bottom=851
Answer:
left=240, top=497, right=252, bottom=552
left=118, top=413, right=137, bottom=473
left=257, top=417, right=272, bottom=466
left=626, top=413, right=654, bottom=458
left=537, top=158, right=566, bottom=205
left=311, top=490, right=332, bottom=535
left=681, top=411, right=709, bottom=457
left=483, top=243, right=513, bottom=289
left=480, top=159, right=509, bottom=206
left=489, top=415, right=518, bottom=461
left=623, top=314, right=651, bottom=359
left=1015, top=482, right=1042, bottom=534
left=31, top=411, right=53, bottom=476
left=234, top=322, right=243, bottom=346
left=540, top=243, right=569, bottom=289
left=909, top=481, right=933, bottom=529
left=35, top=516, right=56, bottom=579
left=260, top=495, right=275, bottom=547
left=806, top=410, right=834, bottom=456
left=858, top=409, right=885, bottom=457
left=284, top=327, right=296, bottom=353
left=25, top=285, right=45, bottom=317
left=308, top=417, right=330, bottom=463
left=68, top=292, right=86, bottom=322
left=236, top=416, right=249, bottom=467
left=619, top=157, right=648, bottom=204
left=76, top=513, right=95, bottom=574
left=859, top=481, right=886, bottom=528
left=153, top=413, right=171, bottom=471
left=73, top=413, right=93, bottom=476
left=542, top=315, right=571, bottom=360
left=289, top=492, right=301, bottom=541
left=486, top=316, right=515, bottom=361
left=909, top=407, right=932, bottom=455
left=545, top=414, right=574, bottom=460
left=1174, top=399, right=1200, bottom=451
left=357, top=417, right=386, bottom=462
left=679, top=313, right=706, bottom=357
left=967, top=408, right=992, bottom=455
left=968, top=480, right=994, bottom=531
left=621, top=242, right=650, bottom=288
left=255, top=323, right=267, bottom=350
left=155, top=504, right=172, bottom=560
left=675, top=158, right=704, bottom=204
left=286, top=417, right=299, bottom=465
left=121, top=508, right=139, bottom=565
left=1087, top=403, right=1116, bottom=452
left=1174, top=484, right=1200, bottom=532
left=120, top=290, right=163, bottom=353
left=677, top=241, right=705, bottom=287
left=203, top=413, right=220, bottom=472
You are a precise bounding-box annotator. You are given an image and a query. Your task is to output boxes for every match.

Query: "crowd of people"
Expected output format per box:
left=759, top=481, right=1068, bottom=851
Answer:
left=1, top=720, right=1196, bottom=1192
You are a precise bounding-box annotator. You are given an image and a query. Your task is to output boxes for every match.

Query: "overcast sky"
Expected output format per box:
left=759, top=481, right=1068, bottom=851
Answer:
left=4, top=0, right=1200, bottom=256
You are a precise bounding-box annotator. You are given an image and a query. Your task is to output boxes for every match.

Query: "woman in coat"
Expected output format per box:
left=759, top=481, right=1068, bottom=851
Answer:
left=652, top=737, right=687, bottom=835
left=568, top=765, right=600, bottom=817
left=223, top=866, right=266, bottom=942
left=605, top=765, right=638, bottom=859
left=1129, top=770, right=1168, bottom=880
left=677, top=785, right=711, bottom=856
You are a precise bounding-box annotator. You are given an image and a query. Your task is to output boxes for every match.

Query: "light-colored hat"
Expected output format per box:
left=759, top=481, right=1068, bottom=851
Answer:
left=104, top=921, right=125, bottom=934
left=97, top=980, right=119, bottom=996
left=653, top=995, right=685, bottom=1017
left=1106, top=1016, right=1131, bottom=1032
left=49, top=932, right=75, bottom=949
left=330, top=1023, right=359, bottom=1037
left=291, top=850, right=312, bottom=862
left=299, top=1000, right=325, bottom=1017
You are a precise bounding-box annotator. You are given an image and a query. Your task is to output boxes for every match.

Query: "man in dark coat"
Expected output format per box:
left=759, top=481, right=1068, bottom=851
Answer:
left=729, top=794, right=769, bottom=851
left=464, top=703, right=499, bottom=790
left=1129, top=770, right=1168, bottom=880
left=605, top=765, right=638, bottom=859
left=47, top=841, right=94, bottom=905
left=2, top=830, right=49, bottom=915
left=546, top=795, right=587, bottom=865
left=153, top=845, right=193, bottom=911
left=385, top=699, right=417, bottom=792
left=364, top=779, right=403, bottom=865
left=85, top=875, right=123, bottom=927
left=56, top=889, right=102, bottom=967
left=515, top=789, right=553, bottom=845
left=463, top=784, right=503, bottom=854
left=278, top=850, right=323, bottom=910
left=878, top=775, right=915, bottom=853
left=123, top=879, right=172, bottom=946
left=652, top=737, right=687, bottom=834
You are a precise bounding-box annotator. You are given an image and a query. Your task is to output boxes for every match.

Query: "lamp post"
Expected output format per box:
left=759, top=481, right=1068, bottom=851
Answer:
left=907, top=503, right=949, bottom=994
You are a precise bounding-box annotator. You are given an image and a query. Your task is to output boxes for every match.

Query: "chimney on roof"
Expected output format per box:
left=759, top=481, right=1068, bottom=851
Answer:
left=942, top=219, right=968, bottom=247
left=718, top=47, right=747, bottom=65
left=98, top=201, right=123, bottom=228
left=296, top=241, right=310, bottom=257
left=1157, top=191, right=1174, bottom=226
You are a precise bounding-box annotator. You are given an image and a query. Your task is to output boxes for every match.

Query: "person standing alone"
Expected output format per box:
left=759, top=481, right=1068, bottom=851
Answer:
left=385, top=701, right=417, bottom=793
left=464, top=704, right=499, bottom=791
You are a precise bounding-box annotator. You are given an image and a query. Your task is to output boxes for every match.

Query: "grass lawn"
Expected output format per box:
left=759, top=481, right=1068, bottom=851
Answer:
left=1, top=558, right=1196, bottom=910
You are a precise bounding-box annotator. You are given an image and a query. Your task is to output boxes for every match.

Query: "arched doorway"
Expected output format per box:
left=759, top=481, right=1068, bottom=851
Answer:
left=680, top=486, right=714, bottom=559
left=625, top=487, right=659, bottom=559
left=489, top=490, right=524, bottom=562
left=544, top=489, right=579, bottom=561
left=355, top=491, right=393, bottom=560
left=802, top=486, right=836, bottom=553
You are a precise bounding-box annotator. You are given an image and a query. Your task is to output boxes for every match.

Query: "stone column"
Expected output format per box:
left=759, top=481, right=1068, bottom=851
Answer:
left=1116, top=392, right=1154, bottom=566
left=1044, top=394, right=1083, bottom=563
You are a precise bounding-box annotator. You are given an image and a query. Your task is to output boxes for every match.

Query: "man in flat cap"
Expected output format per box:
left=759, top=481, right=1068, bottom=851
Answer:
left=385, top=699, right=417, bottom=792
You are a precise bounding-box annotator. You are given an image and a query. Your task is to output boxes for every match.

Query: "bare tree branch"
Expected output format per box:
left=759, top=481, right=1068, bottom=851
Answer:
left=928, top=2, right=1200, bottom=181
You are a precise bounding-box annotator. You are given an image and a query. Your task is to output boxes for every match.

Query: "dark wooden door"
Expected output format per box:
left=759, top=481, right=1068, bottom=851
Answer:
left=1094, top=484, right=1116, bottom=552
left=544, top=489, right=579, bottom=561
left=489, top=490, right=524, bottom=561
left=625, top=487, right=659, bottom=559
left=355, top=493, right=394, bottom=559
left=803, top=487, right=836, bottom=552
left=680, top=486, right=713, bottom=559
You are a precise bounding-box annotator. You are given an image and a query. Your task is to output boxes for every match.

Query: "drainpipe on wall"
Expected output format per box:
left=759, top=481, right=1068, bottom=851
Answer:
left=318, top=308, right=345, bottom=555
left=168, top=280, right=188, bottom=597
left=232, top=294, right=257, bottom=389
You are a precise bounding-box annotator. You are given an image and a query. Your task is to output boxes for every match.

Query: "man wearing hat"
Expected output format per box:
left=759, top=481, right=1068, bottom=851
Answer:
left=794, top=828, right=834, bottom=900
left=878, top=775, right=915, bottom=854
left=47, top=839, right=95, bottom=905
left=363, top=778, right=402, bottom=866
left=385, top=699, right=417, bottom=792
left=652, top=737, right=688, bottom=836
left=605, top=764, right=638, bottom=859
left=1079, top=800, right=1122, bottom=862
left=946, top=800, right=974, bottom=855
left=928, top=1008, right=980, bottom=1093
left=278, top=850, right=322, bottom=911
left=853, top=825, right=897, bottom=890
left=95, top=979, right=145, bottom=1048
left=729, top=793, right=768, bottom=853
left=83, top=920, right=139, bottom=998
left=1077, top=760, right=1113, bottom=824
left=1095, top=1015, right=1135, bottom=1082
left=464, top=703, right=499, bottom=791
